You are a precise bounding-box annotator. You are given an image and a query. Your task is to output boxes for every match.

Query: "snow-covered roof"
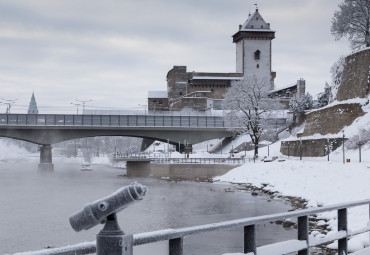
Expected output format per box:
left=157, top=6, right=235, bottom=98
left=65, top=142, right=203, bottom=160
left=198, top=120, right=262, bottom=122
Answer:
left=148, top=91, right=168, bottom=98
left=269, top=84, right=297, bottom=93
left=240, top=9, right=273, bottom=32
left=192, top=76, right=243, bottom=80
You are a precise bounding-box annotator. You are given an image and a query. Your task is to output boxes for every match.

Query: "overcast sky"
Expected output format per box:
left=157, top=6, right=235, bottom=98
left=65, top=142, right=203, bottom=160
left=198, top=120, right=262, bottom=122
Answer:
left=0, top=0, right=350, bottom=114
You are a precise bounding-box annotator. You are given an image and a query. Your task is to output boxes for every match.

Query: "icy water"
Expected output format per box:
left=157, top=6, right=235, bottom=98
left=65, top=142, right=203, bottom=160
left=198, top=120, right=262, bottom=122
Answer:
left=0, top=162, right=296, bottom=254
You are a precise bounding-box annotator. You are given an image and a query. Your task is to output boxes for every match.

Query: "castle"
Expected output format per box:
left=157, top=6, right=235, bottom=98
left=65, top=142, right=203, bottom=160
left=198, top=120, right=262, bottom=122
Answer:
left=148, top=8, right=305, bottom=112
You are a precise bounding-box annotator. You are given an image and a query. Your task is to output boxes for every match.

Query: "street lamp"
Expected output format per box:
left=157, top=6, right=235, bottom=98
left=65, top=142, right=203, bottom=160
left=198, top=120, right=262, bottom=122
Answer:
left=342, top=131, right=345, bottom=164
left=138, top=104, right=147, bottom=115
left=76, top=99, right=92, bottom=114
left=71, top=102, right=81, bottom=114
left=1, top=98, right=18, bottom=114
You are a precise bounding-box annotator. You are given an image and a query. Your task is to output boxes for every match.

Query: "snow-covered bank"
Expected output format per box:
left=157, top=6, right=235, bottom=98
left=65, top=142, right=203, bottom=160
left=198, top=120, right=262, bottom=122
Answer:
left=215, top=156, right=370, bottom=252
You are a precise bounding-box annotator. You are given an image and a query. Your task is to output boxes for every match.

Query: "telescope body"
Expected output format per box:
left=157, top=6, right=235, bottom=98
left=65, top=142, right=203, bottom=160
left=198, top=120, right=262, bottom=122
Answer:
left=70, top=182, right=147, bottom=232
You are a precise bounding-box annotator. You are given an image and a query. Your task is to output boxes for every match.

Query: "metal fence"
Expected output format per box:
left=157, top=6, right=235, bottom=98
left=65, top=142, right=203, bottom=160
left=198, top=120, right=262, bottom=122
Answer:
left=15, top=199, right=370, bottom=255
left=150, top=157, right=250, bottom=164
left=0, top=114, right=226, bottom=128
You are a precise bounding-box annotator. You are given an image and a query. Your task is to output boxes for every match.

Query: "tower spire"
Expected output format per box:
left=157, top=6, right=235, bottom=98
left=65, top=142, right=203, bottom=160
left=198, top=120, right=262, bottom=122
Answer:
left=28, top=92, right=39, bottom=114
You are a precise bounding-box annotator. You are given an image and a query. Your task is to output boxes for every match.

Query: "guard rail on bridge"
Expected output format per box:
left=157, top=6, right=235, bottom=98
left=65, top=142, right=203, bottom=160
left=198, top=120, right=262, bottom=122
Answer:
left=0, top=114, right=288, bottom=129
left=0, top=114, right=226, bottom=128
left=15, top=199, right=370, bottom=255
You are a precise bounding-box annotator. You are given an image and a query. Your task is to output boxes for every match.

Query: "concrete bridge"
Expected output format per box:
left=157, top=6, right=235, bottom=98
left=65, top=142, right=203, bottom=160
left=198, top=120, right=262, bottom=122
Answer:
left=0, top=113, right=287, bottom=170
left=0, top=113, right=232, bottom=170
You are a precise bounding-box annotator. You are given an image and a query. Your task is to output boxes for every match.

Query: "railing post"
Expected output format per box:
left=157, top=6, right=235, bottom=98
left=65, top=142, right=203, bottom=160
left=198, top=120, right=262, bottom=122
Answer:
left=169, top=237, right=183, bottom=255
left=298, top=216, right=309, bottom=255
left=338, top=208, right=348, bottom=255
left=244, top=225, right=256, bottom=254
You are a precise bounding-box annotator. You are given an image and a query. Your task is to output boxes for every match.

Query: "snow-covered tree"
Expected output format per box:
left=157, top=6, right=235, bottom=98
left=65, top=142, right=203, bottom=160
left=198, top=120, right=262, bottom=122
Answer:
left=316, top=82, right=332, bottom=108
left=223, top=78, right=282, bottom=158
left=289, top=93, right=313, bottom=115
left=331, top=0, right=370, bottom=50
left=330, top=55, right=345, bottom=101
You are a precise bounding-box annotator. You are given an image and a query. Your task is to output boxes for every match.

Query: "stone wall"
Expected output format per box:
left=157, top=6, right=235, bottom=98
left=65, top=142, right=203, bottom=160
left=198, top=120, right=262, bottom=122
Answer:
left=280, top=138, right=342, bottom=157
left=302, top=103, right=365, bottom=137
left=150, top=163, right=238, bottom=180
left=337, top=48, right=370, bottom=101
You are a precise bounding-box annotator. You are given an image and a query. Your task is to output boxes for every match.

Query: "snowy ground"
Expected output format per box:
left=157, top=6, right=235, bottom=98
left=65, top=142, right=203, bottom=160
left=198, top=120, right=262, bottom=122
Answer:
left=216, top=140, right=370, bottom=252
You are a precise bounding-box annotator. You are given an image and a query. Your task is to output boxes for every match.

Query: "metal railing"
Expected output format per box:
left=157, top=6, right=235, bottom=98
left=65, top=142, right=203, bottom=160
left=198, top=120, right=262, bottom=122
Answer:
left=0, top=114, right=226, bottom=128
left=15, top=199, right=370, bottom=255
left=113, top=153, right=250, bottom=164
left=150, top=157, right=250, bottom=164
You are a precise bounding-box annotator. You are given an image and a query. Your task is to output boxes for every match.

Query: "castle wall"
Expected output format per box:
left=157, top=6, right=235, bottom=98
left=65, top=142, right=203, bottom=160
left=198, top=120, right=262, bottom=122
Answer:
left=243, top=39, right=272, bottom=89
left=337, top=49, right=370, bottom=101
left=302, top=103, right=365, bottom=137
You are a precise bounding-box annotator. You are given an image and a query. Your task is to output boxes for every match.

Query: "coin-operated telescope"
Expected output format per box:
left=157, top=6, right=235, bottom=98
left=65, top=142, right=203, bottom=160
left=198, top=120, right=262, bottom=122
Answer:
left=69, top=182, right=148, bottom=255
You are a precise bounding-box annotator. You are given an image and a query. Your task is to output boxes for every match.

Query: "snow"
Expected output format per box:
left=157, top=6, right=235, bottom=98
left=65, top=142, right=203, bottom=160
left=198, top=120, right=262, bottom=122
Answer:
left=192, top=76, right=243, bottom=80
left=215, top=138, right=370, bottom=252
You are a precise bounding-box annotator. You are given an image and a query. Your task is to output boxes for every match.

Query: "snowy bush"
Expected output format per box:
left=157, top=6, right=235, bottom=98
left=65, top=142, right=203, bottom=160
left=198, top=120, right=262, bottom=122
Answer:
left=346, top=128, right=370, bottom=149
left=330, top=55, right=345, bottom=101
left=289, top=93, right=313, bottom=115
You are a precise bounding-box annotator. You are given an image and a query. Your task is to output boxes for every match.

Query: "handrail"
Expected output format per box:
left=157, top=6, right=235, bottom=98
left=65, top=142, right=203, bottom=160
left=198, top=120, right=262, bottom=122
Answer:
left=14, top=198, right=370, bottom=255
left=0, top=113, right=288, bottom=129
left=0, top=113, right=226, bottom=128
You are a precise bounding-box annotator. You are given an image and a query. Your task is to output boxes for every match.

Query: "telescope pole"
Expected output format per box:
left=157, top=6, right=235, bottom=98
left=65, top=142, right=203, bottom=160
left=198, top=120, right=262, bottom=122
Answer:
left=96, top=213, right=133, bottom=255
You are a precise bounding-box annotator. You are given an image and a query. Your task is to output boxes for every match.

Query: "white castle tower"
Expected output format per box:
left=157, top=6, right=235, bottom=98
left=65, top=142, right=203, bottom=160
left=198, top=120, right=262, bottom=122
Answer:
left=232, top=8, right=276, bottom=90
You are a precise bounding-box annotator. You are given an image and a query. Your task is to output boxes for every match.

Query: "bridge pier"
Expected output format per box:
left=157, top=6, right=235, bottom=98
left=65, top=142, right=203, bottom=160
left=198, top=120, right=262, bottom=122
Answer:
left=38, top=144, right=54, bottom=172
left=126, top=161, right=150, bottom=177
left=175, top=143, right=193, bottom=154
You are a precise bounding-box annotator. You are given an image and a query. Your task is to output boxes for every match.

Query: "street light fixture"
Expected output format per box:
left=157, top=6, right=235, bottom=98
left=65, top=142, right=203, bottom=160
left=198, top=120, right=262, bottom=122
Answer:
left=76, top=99, right=92, bottom=114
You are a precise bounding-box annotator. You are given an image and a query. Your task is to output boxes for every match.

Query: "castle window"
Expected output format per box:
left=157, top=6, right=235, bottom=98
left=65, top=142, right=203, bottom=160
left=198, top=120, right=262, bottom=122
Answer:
left=179, top=92, right=182, bottom=96
left=153, top=100, right=157, bottom=103
left=257, top=64, right=259, bottom=68
left=254, top=50, right=260, bottom=59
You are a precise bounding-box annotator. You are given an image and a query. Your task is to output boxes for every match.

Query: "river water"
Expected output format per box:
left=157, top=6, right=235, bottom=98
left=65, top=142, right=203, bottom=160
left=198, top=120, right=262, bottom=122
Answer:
left=0, top=161, right=296, bottom=254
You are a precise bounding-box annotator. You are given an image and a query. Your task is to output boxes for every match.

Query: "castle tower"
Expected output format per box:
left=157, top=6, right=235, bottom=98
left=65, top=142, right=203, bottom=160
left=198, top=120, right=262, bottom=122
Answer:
left=28, top=92, right=39, bottom=114
left=232, top=8, right=276, bottom=90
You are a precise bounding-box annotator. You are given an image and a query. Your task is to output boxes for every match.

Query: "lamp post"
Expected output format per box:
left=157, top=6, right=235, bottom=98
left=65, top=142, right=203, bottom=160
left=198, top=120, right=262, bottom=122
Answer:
left=76, top=99, right=92, bottom=114
left=1, top=98, right=18, bottom=114
left=342, top=131, right=345, bottom=164
left=71, top=102, right=81, bottom=114
left=299, top=137, right=302, bottom=161
left=357, top=142, right=364, bottom=162
left=138, top=104, right=147, bottom=115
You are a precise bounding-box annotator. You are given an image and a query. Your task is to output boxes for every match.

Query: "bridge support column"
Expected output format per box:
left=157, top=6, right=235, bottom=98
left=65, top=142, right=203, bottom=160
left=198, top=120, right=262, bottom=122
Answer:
left=38, top=144, right=54, bottom=172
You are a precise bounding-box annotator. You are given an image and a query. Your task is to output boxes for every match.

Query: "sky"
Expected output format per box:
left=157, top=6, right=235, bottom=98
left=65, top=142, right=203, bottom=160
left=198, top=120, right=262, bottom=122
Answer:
left=0, top=0, right=351, bottom=114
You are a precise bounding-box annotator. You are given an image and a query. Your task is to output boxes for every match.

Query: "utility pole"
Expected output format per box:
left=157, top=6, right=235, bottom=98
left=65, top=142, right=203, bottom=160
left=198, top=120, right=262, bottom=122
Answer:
left=1, top=98, right=18, bottom=114
left=76, top=99, right=92, bottom=114
left=342, top=131, right=345, bottom=164
left=71, top=102, right=81, bottom=114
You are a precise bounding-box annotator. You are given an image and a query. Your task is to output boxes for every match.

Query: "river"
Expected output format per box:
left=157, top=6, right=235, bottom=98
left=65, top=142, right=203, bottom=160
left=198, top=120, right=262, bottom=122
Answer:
left=0, top=161, right=296, bottom=254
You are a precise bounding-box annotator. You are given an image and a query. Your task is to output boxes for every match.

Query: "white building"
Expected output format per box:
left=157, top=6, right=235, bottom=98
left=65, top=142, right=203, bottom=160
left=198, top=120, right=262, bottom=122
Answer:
left=233, top=8, right=276, bottom=90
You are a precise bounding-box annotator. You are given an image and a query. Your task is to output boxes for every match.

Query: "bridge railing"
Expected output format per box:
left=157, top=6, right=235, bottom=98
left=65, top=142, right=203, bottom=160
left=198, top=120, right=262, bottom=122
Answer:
left=0, top=114, right=226, bottom=128
left=150, top=157, right=249, bottom=164
left=15, top=199, right=370, bottom=255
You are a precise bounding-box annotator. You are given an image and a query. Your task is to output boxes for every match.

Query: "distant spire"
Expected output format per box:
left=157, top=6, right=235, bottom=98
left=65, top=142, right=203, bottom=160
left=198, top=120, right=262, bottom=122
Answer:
left=28, top=92, right=39, bottom=114
left=254, top=2, right=258, bottom=12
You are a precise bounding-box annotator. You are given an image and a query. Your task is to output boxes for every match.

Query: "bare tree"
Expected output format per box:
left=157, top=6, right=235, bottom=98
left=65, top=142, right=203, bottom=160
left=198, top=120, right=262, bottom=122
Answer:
left=223, top=78, right=282, bottom=158
left=331, top=0, right=370, bottom=50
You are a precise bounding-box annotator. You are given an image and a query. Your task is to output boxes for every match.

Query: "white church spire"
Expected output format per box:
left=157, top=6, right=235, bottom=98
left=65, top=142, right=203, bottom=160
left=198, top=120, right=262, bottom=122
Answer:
left=28, top=92, right=39, bottom=114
